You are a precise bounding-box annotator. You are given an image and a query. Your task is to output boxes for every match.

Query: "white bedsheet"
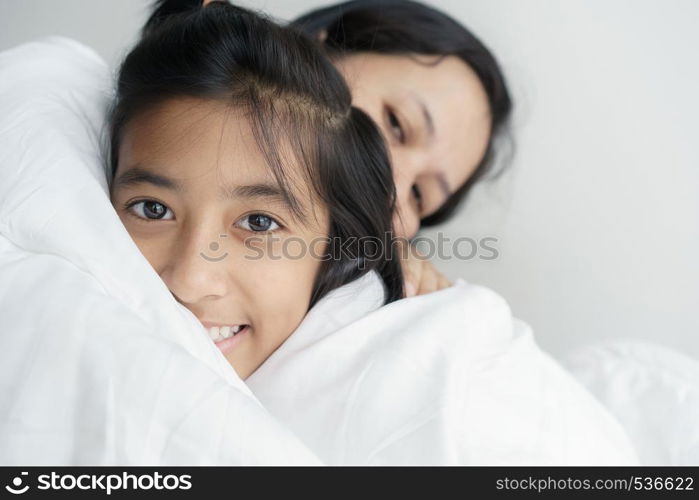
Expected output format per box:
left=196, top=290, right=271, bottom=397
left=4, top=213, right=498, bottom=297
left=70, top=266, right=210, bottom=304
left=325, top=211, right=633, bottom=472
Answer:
left=0, top=37, right=319, bottom=465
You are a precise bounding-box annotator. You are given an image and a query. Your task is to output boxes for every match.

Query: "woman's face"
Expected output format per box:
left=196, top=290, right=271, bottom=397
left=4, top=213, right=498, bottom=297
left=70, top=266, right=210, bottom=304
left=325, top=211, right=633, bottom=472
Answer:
left=336, top=53, right=491, bottom=239
left=110, top=97, right=329, bottom=380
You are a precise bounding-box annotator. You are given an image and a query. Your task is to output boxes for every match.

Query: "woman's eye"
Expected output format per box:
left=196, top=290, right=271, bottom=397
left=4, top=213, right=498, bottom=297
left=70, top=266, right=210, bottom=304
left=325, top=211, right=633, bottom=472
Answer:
left=411, top=184, right=423, bottom=212
left=237, top=213, right=280, bottom=233
left=387, top=108, right=405, bottom=143
left=127, top=200, right=174, bottom=221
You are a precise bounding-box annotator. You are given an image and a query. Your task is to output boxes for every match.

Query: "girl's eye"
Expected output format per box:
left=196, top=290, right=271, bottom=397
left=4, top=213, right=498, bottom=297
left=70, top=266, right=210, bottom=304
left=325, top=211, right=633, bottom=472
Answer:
left=411, top=184, right=423, bottom=213
left=237, top=213, right=281, bottom=233
left=387, top=108, right=405, bottom=143
left=127, top=200, right=174, bottom=221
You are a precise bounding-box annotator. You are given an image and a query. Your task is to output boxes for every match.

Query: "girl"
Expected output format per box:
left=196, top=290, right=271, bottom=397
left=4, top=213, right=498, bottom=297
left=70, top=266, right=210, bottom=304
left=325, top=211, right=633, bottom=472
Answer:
left=108, top=1, right=403, bottom=379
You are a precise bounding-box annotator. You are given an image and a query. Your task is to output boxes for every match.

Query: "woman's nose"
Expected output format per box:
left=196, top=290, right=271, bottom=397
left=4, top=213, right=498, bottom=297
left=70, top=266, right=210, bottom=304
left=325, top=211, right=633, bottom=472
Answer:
left=160, top=230, right=230, bottom=305
left=393, top=190, right=420, bottom=239
left=390, top=148, right=422, bottom=239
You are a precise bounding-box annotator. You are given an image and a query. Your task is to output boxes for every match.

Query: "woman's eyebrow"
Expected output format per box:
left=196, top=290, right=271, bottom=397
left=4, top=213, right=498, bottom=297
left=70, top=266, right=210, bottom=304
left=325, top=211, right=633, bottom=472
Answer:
left=410, top=92, right=435, bottom=138
left=421, top=101, right=435, bottom=138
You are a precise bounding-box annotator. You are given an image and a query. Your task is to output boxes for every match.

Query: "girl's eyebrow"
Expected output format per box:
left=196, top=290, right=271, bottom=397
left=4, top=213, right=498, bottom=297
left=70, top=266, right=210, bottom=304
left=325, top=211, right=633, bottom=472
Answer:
left=114, top=166, right=183, bottom=192
left=227, top=183, right=305, bottom=221
left=114, top=165, right=305, bottom=220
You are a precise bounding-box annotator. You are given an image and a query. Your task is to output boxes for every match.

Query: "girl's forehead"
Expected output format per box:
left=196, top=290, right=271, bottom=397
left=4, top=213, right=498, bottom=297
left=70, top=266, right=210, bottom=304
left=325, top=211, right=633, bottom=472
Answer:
left=116, top=97, right=325, bottom=226
left=124, top=98, right=252, bottom=151
left=121, top=99, right=276, bottom=182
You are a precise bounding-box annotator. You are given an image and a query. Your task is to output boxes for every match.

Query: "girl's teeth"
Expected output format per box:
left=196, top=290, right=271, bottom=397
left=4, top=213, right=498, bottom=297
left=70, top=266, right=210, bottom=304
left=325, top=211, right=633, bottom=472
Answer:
left=208, top=327, right=219, bottom=341
left=207, top=325, right=246, bottom=342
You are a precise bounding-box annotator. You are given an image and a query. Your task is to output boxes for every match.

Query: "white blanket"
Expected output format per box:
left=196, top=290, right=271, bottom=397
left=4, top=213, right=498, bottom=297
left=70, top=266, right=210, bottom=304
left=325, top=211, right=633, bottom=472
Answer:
left=248, top=271, right=639, bottom=465
left=563, top=339, right=699, bottom=465
left=0, top=37, right=319, bottom=465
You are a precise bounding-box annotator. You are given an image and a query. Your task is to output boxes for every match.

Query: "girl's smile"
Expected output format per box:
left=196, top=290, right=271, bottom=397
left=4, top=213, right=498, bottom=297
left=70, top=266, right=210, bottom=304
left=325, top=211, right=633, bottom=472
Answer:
left=201, top=322, right=250, bottom=355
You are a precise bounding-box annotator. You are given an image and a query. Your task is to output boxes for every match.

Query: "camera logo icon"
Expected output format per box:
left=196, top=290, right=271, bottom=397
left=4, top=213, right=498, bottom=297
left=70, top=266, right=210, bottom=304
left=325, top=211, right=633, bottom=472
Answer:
left=5, top=472, right=29, bottom=495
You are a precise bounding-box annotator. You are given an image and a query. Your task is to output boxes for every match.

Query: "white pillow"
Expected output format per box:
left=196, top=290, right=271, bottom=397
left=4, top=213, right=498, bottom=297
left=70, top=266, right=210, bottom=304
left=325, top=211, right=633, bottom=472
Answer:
left=0, top=37, right=319, bottom=465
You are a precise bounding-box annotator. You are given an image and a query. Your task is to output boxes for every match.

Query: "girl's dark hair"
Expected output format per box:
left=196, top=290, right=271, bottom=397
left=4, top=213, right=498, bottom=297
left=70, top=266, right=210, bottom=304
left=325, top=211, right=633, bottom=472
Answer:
left=292, top=0, right=513, bottom=226
left=108, top=0, right=403, bottom=306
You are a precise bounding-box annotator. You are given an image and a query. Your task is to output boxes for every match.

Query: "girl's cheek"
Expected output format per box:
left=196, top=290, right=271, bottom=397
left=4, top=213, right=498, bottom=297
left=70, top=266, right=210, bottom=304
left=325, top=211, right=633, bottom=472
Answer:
left=240, top=243, right=321, bottom=304
left=240, top=235, right=323, bottom=266
left=119, top=224, right=174, bottom=273
left=133, top=239, right=168, bottom=272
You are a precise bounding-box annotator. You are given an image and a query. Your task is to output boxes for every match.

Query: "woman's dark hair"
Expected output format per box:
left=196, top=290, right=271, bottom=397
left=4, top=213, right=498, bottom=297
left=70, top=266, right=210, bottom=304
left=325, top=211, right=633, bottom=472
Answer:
left=108, top=0, right=403, bottom=306
left=293, top=0, right=513, bottom=226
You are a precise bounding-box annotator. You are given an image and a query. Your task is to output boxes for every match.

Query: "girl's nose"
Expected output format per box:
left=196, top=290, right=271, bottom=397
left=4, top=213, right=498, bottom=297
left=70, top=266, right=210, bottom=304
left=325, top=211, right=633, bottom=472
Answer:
left=160, top=230, right=230, bottom=305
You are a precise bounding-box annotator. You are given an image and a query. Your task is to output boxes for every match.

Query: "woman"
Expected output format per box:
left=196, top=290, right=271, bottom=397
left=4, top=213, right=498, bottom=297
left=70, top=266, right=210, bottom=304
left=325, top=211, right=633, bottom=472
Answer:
left=293, top=0, right=512, bottom=240
left=292, top=0, right=512, bottom=295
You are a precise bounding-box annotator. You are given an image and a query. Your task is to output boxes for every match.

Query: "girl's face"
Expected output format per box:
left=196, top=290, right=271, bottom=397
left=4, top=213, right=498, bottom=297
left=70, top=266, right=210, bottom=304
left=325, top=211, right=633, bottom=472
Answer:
left=336, top=53, right=491, bottom=239
left=110, top=97, right=329, bottom=380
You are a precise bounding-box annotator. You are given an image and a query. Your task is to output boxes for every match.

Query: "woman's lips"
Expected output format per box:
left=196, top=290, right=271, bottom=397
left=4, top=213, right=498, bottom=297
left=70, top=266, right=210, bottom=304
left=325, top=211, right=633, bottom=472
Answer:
left=213, top=325, right=249, bottom=354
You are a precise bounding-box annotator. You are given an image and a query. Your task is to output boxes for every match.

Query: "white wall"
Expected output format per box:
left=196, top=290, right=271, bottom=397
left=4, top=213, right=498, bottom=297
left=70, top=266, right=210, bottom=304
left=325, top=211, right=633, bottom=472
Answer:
left=2, top=0, right=697, bottom=357
left=419, top=0, right=699, bottom=358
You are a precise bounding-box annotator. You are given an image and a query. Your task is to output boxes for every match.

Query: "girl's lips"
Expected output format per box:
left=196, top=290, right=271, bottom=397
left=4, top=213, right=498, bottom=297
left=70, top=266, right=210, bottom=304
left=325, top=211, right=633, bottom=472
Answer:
left=213, top=325, right=249, bottom=354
